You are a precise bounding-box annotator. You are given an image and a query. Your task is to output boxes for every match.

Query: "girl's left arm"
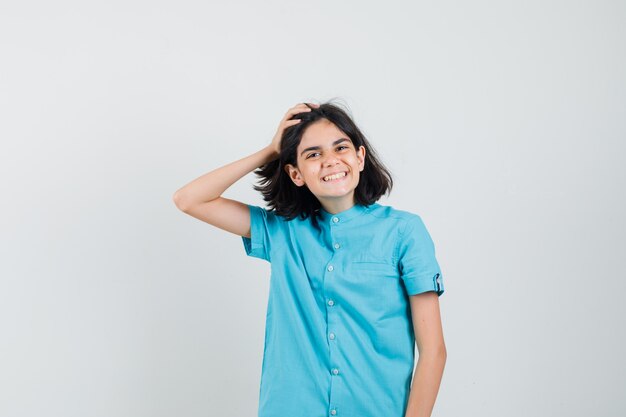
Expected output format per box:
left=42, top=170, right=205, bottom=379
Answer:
left=404, top=291, right=447, bottom=417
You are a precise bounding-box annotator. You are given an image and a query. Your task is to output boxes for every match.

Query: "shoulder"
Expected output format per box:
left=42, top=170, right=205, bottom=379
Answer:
left=248, top=204, right=287, bottom=221
left=248, top=204, right=315, bottom=230
left=247, top=204, right=291, bottom=232
left=365, top=202, right=424, bottom=230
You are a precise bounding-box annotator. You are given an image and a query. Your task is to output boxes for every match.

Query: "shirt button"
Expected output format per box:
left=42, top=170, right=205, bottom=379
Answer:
left=333, top=243, right=340, bottom=249
left=329, top=332, right=335, bottom=340
left=332, top=217, right=339, bottom=223
left=330, top=410, right=337, bottom=416
left=327, top=299, right=335, bottom=306
left=331, top=368, right=339, bottom=375
left=327, top=265, right=334, bottom=272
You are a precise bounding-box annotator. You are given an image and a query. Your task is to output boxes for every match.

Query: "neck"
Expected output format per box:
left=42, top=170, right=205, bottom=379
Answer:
left=319, top=197, right=356, bottom=214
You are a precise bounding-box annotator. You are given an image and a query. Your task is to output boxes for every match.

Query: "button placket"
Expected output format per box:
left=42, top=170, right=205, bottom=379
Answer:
left=326, top=214, right=343, bottom=415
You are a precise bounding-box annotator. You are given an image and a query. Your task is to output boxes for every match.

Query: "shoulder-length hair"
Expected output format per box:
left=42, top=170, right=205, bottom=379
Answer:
left=253, top=100, right=393, bottom=226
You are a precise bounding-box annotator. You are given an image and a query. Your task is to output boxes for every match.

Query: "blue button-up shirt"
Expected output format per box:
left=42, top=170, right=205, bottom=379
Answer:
left=242, top=202, right=444, bottom=417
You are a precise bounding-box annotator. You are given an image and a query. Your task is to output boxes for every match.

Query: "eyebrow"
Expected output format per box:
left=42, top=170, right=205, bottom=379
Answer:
left=300, top=138, right=351, bottom=157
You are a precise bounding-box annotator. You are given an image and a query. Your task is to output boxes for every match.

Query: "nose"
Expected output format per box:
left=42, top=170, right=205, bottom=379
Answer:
left=322, top=153, right=340, bottom=167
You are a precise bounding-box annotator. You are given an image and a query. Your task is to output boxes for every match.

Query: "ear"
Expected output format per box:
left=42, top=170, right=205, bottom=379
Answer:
left=357, top=145, right=366, bottom=172
left=284, top=163, right=306, bottom=187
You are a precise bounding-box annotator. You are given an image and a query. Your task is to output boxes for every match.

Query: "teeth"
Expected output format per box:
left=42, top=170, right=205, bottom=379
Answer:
left=323, top=172, right=346, bottom=182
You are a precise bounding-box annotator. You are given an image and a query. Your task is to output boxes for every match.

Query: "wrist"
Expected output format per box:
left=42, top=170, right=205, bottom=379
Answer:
left=263, top=145, right=280, bottom=161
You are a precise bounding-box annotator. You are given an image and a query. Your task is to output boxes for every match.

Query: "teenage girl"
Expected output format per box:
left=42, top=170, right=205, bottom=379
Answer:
left=173, top=101, right=446, bottom=417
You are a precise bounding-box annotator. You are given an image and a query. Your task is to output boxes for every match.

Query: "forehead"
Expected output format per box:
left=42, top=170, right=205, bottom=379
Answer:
left=299, top=119, right=351, bottom=150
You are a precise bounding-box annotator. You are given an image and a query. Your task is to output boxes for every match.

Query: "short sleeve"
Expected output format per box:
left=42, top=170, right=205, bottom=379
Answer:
left=397, top=215, right=444, bottom=296
left=241, top=204, right=278, bottom=262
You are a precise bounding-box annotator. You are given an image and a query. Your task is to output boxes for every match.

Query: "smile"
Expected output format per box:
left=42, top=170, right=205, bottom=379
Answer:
left=322, top=172, right=347, bottom=182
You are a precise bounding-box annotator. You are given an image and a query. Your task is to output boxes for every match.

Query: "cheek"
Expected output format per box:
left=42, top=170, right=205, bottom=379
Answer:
left=300, top=168, right=319, bottom=183
left=303, top=164, right=318, bottom=176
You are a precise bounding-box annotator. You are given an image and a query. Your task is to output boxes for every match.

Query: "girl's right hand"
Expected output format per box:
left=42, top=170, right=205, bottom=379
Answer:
left=270, top=102, right=320, bottom=157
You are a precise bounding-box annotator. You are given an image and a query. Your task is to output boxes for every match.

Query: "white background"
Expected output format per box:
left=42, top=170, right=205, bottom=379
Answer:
left=1, top=1, right=625, bottom=416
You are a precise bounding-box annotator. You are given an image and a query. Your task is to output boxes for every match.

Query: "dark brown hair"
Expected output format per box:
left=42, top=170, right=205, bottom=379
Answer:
left=253, top=100, right=393, bottom=227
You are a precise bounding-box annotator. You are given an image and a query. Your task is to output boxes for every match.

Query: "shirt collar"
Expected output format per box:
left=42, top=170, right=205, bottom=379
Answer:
left=318, top=203, right=374, bottom=225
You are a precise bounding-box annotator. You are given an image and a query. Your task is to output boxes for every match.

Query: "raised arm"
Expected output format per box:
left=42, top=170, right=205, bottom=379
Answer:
left=172, top=102, right=318, bottom=238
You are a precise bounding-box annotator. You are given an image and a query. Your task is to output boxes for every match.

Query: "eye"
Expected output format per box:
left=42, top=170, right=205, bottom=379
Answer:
left=306, top=152, right=320, bottom=159
left=336, top=145, right=348, bottom=151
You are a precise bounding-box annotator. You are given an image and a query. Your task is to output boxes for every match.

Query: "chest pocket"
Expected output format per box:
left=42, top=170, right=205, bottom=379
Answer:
left=347, top=258, right=407, bottom=322
left=351, top=259, right=397, bottom=277
left=350, top=253, right=397, bottom=273
left=349, top=259, right=400, bottom=291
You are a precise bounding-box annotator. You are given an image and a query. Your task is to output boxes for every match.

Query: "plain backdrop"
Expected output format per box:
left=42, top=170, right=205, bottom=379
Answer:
left=1, top=1, right=625, bottom=416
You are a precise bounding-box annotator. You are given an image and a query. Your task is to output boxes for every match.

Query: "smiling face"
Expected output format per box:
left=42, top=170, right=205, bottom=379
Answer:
left=284, top=118, right=366, bottom=214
